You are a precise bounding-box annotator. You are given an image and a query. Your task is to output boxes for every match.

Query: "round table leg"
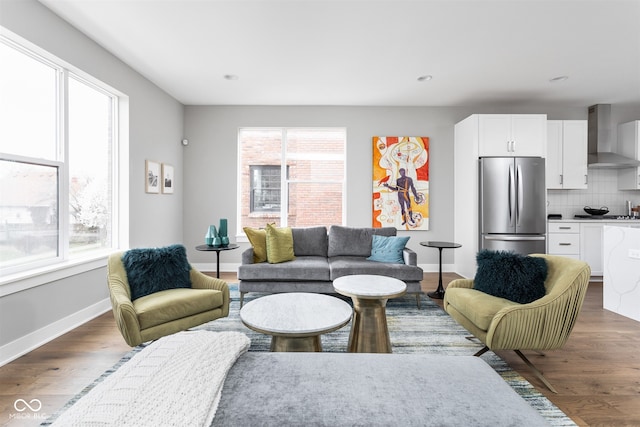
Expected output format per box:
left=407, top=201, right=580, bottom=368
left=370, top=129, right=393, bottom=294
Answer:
left=427, top=247, right=445, bottom=299
left=347, top=297, right=392, bottom=353
left=215, top=250, right=221, bottom=278
left=270, top=336, right=322, bottom=352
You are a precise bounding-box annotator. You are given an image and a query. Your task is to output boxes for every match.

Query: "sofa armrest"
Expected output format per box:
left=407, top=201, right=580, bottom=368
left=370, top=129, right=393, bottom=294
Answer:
left=446, top=278, right=474, bottom=290
left=241, top=248, right=254, bottom=265
left=403, top=247, right=417, bottom=266
left=190, top=268, right=230, bottom=317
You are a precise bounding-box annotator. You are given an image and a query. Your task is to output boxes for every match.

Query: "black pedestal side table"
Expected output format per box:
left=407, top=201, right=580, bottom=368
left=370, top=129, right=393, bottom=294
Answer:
left=420, top=241, right=461, bottom=299
left=195, top=243, right=239, bottom=278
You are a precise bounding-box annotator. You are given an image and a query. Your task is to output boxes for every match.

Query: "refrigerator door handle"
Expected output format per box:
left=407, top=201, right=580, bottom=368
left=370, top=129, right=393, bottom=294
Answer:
left=516, top=163, right=524, bottom=226
left=484, top=235, right=546, bottom=241
left=508, top=163, right=516, bottom=227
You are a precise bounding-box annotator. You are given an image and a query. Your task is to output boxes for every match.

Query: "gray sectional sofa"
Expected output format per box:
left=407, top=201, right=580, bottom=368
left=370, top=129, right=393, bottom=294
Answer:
left=238, top=225, right=424, bottom=307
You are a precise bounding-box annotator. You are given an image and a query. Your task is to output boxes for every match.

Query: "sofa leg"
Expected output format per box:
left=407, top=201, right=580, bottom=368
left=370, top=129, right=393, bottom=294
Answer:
left=240, top=292, right=245, bottom=308
left=415, top=294, right=421, bottom=309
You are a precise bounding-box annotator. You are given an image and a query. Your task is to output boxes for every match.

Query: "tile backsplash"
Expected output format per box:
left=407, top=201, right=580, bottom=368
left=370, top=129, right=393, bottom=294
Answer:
left=547, top=169, right=640, bottom=218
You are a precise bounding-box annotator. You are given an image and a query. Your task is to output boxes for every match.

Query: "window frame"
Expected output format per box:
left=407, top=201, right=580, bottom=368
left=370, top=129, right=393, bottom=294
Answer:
left=0, top=28, right=128, bottom=293
left=237, top=127, right=346, bottom=238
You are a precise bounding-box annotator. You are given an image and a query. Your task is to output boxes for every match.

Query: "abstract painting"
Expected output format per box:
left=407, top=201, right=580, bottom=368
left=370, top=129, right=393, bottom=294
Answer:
left=372, top=136, right=429, bottom=230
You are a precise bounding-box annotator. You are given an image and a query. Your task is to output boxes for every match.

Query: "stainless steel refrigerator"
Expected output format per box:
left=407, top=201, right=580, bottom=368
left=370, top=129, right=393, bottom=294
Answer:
left=479, top=157, right=546, bottom=254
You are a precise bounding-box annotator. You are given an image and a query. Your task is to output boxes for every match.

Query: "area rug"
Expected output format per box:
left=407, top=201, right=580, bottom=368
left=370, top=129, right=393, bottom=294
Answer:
left=45, top=286, right=577, bottom=426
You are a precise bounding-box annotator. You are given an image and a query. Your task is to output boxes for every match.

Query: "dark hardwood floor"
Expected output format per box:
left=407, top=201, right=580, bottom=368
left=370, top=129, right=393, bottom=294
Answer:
left=1, top=272, right=639, bottom=426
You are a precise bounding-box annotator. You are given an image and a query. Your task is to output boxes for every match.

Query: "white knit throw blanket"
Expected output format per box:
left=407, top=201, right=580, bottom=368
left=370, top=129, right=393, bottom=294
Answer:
left=51, top=330, right=250, bottom=427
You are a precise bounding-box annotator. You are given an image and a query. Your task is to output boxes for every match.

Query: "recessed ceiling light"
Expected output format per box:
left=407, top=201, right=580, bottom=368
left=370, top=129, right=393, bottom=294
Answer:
left=224, top=74, right=239, bottom=81
left=549, top=75, right=569, bottom=82
left=417, top=75, right=433, bottom=82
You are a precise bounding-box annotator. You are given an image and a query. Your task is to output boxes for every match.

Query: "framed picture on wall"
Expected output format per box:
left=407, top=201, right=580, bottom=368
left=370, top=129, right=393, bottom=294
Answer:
left=145, top=160, right=160, bottom=193
left=372, top=136, right=430, bottom=230
left=162, top=163, right=174, bottom=194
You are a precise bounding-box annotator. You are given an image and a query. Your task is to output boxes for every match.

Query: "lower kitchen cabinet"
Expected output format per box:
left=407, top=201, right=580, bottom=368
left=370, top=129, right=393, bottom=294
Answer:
left=580, top=223, right=604, bottom=276
left=547, top=222, right=580, bottom=259
left=549, top=221, right=640, bottom=277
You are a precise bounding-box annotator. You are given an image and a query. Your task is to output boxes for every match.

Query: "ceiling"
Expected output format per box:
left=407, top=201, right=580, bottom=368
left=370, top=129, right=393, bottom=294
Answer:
left=38, top=0, right=640, bottom=107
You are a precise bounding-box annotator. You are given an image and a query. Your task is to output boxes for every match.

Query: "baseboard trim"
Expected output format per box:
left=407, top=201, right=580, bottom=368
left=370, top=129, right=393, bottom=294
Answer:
left=0, top=298, right=112, bottom=367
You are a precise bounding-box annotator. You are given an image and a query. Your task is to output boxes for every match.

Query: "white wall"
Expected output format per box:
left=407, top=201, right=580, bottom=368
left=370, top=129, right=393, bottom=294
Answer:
left=0, top=0, right=184, bottom=362
left=183, top=106, right=473, bottom=270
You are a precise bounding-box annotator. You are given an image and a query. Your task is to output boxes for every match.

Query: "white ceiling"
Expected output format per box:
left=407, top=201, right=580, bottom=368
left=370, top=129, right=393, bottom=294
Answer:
left=38, top=0, right=640, bottom=107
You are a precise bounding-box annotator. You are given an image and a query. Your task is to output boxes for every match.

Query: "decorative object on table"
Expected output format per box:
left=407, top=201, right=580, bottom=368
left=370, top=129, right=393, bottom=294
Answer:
left=206, top=225, right=221, bottom=247
left=583, top=206, right=609, bottom=216
left=161, top=163, right=174, bottom=194
left=145, top=160, right=160, bottom=194
left=219, top=218, right=229, bottom=247
left=372, top=136, right=430, bottom=231
left=421, top=241, right=462, bottom=299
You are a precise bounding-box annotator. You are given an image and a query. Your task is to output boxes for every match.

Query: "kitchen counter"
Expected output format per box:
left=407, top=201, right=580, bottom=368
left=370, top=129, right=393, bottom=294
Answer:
left=548, top=219, right=640, bottom=223
left=603, top=225, right=640, bottom=322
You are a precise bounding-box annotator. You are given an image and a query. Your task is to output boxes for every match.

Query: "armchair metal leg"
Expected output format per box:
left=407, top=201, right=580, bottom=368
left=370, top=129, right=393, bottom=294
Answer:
left=514, top=350, right=558, bottom=394
left=474, top=345, right=490, bottom=357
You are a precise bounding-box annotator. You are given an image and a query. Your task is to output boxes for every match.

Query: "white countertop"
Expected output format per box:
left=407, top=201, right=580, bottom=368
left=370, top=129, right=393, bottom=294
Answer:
left=548, top=219, right=640, bottom=224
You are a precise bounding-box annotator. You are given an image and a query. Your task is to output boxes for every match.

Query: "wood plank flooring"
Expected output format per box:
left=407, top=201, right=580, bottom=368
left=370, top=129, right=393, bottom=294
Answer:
left=1, top=272, right=639, bottom=426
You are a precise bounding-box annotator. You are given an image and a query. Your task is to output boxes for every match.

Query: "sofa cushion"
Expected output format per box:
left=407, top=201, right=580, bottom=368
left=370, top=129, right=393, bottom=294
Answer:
left=329, top=256, right=423, bottom=282
left=122, top=244, right=192, bottom=301
left=239, top=256, right=331, bottom=281
left=444, top=287, right=519, bottom=331
left=244, top=227, right=268, bottom=263
left=266, top=224, right=296, bottom=264
left=327, top=226, right=396, bottom=257
left=367, top=235, right=410, bottom=263
left=473, top=250, right=548, bottom=304
left=292, top=226, right=328, bottom=257
left=134, top=288, right=224, bottom=330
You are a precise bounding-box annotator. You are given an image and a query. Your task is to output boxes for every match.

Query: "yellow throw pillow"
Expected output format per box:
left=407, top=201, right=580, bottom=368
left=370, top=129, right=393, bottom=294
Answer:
left=265, top=223, right=295, bottom=264
left=243, top=227, right=267, bottom=263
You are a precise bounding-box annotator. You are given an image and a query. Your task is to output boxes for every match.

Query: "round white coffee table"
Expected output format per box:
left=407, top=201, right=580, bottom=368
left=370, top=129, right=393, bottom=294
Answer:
left=240, top=293, right=353, bottom=352
left=333, top=274, right=406, bottom=353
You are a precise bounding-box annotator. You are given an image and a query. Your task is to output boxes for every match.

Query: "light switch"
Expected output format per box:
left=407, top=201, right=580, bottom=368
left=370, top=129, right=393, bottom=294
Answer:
left=629, top=249, right=640, bottom=259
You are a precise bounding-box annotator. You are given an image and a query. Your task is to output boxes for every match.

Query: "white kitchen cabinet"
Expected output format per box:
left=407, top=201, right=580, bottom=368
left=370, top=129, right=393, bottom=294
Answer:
left=580, top=223, right=604, bottom=276
left=478, top=114, right=547, bottom=157
left=617, top=120, right=640, bottom=190
left=547, top=222, right=580, bottom=259
left=546, top=120, right=588, bottom=189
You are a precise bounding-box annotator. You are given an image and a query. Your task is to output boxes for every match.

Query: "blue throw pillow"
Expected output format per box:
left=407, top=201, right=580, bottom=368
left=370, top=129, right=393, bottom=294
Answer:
left=473, top=249, right=547, bottom=304
left=367, top=235, right=410, bottom=264
left=122, top=244, right=192, bottom=300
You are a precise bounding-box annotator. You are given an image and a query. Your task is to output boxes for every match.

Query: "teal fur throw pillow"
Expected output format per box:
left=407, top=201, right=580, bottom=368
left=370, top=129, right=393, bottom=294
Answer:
left=122, top=244, right=192, bottom=300
left=473, top=250, right=547, bottom=304
left=367, top=235, right=410, bottom=264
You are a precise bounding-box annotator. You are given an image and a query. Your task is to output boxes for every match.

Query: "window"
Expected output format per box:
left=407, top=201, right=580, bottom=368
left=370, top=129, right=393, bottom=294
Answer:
left=239, top=128, right=346, bottom=230
left=0, top=34, right=118, bottom=276
left=250, top=165, right=285, bottom=212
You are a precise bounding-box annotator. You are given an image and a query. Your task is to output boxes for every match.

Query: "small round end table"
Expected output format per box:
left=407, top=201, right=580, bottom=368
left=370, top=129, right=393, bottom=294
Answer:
left=420, top=241, right=461, bottom=299
left=195, top=243, right=239, bottom=278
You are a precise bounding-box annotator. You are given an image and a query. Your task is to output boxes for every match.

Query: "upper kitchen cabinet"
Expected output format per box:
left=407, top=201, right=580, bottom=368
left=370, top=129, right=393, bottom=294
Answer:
left=478, top=114, right=547, bottom=157
left=618, top=120, right=640, bottom=190
left=546, top=120, right=588, bottom=189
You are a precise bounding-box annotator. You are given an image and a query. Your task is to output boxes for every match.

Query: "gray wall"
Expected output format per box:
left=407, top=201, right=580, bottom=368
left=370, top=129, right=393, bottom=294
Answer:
left=184, top=105, right=640, bottom=268
left=183, top=106, right=464, bottom=267
left=0, top=0, right=184, bottom=352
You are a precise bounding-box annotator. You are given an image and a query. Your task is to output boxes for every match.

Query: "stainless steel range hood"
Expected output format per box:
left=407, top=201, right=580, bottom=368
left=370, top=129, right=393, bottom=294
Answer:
left=588, top=104, right=640, bottom=169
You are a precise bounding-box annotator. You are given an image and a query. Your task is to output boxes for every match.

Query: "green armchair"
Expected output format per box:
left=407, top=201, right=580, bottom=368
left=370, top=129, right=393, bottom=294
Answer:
left=443, top=254, right=591, bottom=393
left=107, top=251, right=230, bottom=346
